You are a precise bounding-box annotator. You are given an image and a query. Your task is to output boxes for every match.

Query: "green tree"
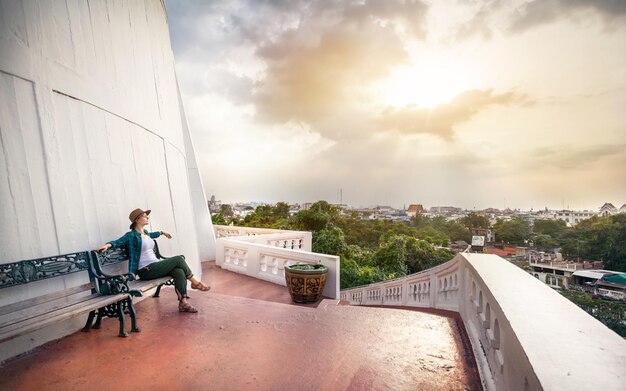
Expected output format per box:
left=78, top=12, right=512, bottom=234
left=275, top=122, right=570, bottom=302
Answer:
left=211, top=204, right=235, bottom=225
left=492, top=217, right=530, bottom=245
left=336, top=218, right=387, bottom=250
left=313, top=227, right=349, bottom=257
left=410, top=212, right=428, bottom=228
left=309, top=200, right=341, bottom=218
left=290, top=201, right=342, bottom=233
left=339, top=258, right=386, bottom=288
left=241, top=203, right=293, bottom=228
left=531, top=233, right=559, bottom=248
left=560, top=214, right=626, bottom=271
left=415, top=226, right=450, bottom=247
left=219, top=204, right=234, bottom=218
left=371, top=235, right=409, bottom=277
left=533, top=219, right=567, bottom=239
left=211, top=213, right=227, bottom=225
left=273, top=202, right=290, bottom=219
left=291, top=209, right=330, bottom=232
left=459, top=212, right=490, bottom=231
left=443, top=221, right=471, bottom=243
left=403, top=237, right=454, bottom=274
left=243, top=205, right=274, bottom=227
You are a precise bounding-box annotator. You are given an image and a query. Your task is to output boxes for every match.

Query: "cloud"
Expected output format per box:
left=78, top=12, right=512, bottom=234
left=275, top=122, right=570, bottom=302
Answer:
left=339, top=0, right=429, bottom=38
left=376, top=89, right=528, bottom=140
left=529, top=144, right=626, bottom=169
left=450, top=0, right=626, bottom=41
left=510, top=0, right=626, bottom=33
left=253, top=23, right=408, bottom=124
left=250, top=1, right=430, bottom=125
left=165, top=1, right=625, bottom=209
left=453, top=7, right=495, bottom=41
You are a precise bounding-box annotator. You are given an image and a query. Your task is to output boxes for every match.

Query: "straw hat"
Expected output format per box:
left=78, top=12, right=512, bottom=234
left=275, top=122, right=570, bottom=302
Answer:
left=129, top=208, right=151, bottom=229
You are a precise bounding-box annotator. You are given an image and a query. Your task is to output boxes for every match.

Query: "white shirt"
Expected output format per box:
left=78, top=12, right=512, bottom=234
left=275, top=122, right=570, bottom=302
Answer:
left=138, top=236, right=160, bottom=270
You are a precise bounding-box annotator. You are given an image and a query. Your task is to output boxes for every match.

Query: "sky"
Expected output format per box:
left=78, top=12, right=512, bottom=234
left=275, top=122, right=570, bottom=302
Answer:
left=164, top=0, right=626, bottom=211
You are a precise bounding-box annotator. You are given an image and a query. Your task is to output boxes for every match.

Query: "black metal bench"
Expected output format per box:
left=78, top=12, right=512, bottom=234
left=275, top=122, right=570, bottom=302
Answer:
left=90, top=240, right=175, bottom=301
left=0, top=251, right=138, bottom=344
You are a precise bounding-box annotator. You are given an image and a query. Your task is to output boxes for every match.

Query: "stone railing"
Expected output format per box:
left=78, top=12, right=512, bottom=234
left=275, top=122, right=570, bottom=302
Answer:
left=596, top=288, right=626, bottom=301
left=214, top=225, right=312, bottom=252
left=214, top=225, right=338, bottom=299
left=341, top=253, right=626, bottom=391
left=215, top=225, right=290, bottom=238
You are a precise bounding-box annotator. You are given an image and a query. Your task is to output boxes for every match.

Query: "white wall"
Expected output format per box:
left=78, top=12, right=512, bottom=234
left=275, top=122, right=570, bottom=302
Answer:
left=341, top=253, right=626, bottom=391
left=0, top=0, right=213, bottom=360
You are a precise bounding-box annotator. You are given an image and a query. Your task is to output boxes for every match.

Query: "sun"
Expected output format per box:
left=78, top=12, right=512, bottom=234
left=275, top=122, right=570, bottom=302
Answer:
left=373, top=60, right=474, bottom=109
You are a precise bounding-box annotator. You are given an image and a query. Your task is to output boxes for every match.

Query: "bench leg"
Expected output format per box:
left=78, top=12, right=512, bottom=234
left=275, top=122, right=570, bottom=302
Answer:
left=153, top=283, right=163, bottom=297
left=82, top=310, right=96, bottom=332
left=117, top=301, right=129, bottom=337
left=93, top=308, right=104, bottom=329
left=127, top=298, right=141, bottom=333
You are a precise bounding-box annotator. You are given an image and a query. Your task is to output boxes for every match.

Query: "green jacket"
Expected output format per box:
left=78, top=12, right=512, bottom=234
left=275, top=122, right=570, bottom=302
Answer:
left=108, top=230, right=161, bottom=274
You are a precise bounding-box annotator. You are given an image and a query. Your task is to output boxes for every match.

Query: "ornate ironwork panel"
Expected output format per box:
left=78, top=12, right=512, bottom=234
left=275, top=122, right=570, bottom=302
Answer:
left=98, top=300, right=133, bottom=318
left=98, top=274, right=133, bottom=295
left=0, top=251, right=90, bottom=289
left=96, top=246, right=129, bottom=267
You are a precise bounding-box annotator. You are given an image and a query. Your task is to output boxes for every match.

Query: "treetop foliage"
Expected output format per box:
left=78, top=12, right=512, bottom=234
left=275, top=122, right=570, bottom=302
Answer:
left=212, top=201, right=626, bottom=287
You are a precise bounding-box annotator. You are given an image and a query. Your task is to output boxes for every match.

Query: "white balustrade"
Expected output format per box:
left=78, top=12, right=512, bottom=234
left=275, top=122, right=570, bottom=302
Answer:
left=214, top=225, right=283, bottom=238
left=597, top=288, right=626, bottom=301
left=214, top=225, right=312, bottom=251
left=341, top=253, right=626, bottom=391
left=214, top=226, right=338, bottom=299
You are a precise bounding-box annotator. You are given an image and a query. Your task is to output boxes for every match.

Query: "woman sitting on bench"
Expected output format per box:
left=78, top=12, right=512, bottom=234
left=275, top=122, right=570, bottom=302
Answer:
left=95, top=208, right=210, bottom=313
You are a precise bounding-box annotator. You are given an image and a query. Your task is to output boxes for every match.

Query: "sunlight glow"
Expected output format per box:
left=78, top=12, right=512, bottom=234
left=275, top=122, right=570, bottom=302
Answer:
left=374, top=61, right=475, bottom=109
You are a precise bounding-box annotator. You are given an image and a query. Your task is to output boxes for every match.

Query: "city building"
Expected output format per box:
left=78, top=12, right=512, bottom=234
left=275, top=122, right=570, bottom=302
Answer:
left=406, top=204, right=424, bottom=217
left=570, top=269, right=616, bottom=287
left=430, top=206, right=463, bottom=215
left=554, top=209, right=597, bottom=226
left=599, top=202, right=618, bottom=216
left=594, top=272, right=626, bottom=301
left=571, top=270, right=626, bottom=301
left=528, top=257, right=603, bottom=289
left=472, top=228, right=495, bottom=243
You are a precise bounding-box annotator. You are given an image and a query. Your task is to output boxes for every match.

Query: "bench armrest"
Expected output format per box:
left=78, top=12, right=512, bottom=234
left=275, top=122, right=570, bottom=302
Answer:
left=88, top=250, right=135, bottom=295
left=95, top=273, right=134, bottom=295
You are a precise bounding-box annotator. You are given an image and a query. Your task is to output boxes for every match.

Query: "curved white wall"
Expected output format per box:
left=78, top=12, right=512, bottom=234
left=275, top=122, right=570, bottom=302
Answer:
left=0, top=0, right=215, bottom=273
left=341, top=253, right=626, bottom=391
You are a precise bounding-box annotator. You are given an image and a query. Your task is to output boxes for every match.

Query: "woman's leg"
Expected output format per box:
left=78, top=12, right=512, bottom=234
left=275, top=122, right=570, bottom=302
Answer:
left=138, top=255, right=192, bottom=280
left=169, top=267, right=188, bottom=300
left=138, top=255, right=209, bottom=293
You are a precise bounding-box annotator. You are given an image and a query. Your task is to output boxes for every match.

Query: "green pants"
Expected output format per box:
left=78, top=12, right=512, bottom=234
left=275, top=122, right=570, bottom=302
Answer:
left=137, top=255, right=193, bottom=300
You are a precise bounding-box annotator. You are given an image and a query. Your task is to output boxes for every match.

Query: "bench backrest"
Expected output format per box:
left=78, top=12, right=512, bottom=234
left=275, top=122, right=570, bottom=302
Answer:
left=91, top=246, right=131, bottom=277
left=0, top=251, right=91, bottom=290
left=90, top=240, right=166, bottom=276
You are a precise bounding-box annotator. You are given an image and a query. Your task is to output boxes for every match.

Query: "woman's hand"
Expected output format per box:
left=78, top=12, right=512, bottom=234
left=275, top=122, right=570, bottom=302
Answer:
left=95, top=243, right=112, bottom=252
left=161, top=231, right=172, bottom=239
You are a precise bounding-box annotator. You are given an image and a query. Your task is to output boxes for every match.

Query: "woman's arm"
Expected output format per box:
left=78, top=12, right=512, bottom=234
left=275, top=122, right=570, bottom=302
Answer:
left=95, top=232, right=131, bottom=252
left=95, top=243, right=112, bottom=252
left=148, top=230, right=172, bottom=239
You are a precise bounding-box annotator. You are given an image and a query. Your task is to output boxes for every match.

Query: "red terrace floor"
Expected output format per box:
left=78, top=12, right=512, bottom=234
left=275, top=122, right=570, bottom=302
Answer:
left=0, top=263, right=482, bottom=391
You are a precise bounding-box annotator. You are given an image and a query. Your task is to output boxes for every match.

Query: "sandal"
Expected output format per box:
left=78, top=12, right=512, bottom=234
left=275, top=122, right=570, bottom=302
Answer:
left=179, top=301, right=198, bottom=313
left=191, top=281, right=211, bottom=292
